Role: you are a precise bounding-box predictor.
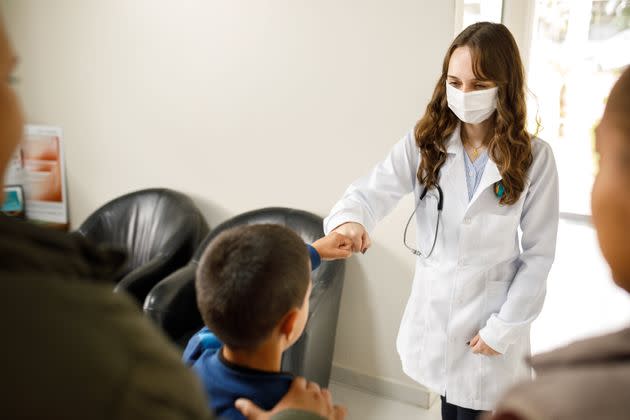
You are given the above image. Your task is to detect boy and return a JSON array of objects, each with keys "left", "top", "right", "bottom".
[
  {"left": 487, "top": 68, "right": 630, "bottom": 420},
  {"left": 183, "top": 224, "right": 352, "bottom": 419}
]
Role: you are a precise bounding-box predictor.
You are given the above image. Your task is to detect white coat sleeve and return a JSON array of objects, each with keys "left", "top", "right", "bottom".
[
  {"left": 323, "top": 132, "right": 419, "bottom": 234},
  {"left": 479, "top": 141, "right": 559, "bottom": 354}
]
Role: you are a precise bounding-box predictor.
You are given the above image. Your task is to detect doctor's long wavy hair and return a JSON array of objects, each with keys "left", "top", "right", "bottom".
[{"left": 415, "top": 22, "right": 534, "bottom": 205}]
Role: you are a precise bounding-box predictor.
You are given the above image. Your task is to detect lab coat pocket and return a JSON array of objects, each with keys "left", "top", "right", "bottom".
[{"left": 480, "top": 350, "right": 510, "bottom": 403}]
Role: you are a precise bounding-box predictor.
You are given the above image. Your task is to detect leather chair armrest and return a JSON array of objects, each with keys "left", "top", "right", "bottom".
[
  {"left": 281, "top": 259, "right": 346, "bottom": 387},
  {"left": 143, "top": 264, "right": 203, "bottom": 344},
  {"left": 114, "top": 254, "right": 178, "bottom": 304}
]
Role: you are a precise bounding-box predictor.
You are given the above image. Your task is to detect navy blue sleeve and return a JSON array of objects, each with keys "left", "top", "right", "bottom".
[
  {"left": 306, "top": 244, "right": 321, "bottom": 271},
  {"left": 182, "top": 326, "right": 222, "bottom": 365}
]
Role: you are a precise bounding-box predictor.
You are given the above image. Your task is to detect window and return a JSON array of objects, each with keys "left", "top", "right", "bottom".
[
  {"left": 527, "top": 0, "right": 630, "bottom": 215},
  {"left": 456, "top": 0, "right": 504, "bottom": 35},
  {"left": 523, "top": 0, "right": 630, "bottom": 354}
]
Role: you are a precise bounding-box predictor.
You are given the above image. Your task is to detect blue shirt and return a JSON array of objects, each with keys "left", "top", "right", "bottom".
[
  {"left": 183, "top": 332, "right": 293, "bottom": 420},
  {"left": 463, "top": 149, "right": 489, "bottom": 201}
]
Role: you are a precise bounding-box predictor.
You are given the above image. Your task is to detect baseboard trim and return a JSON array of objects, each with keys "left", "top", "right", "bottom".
[{"left": 330, "top": 364, "right": 436, "bottom": 409}]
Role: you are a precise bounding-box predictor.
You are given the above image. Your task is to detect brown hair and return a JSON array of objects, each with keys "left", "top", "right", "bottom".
[
  {"left": 415, "top": 22, "right": 533, "bottom": 205},
  {"left": 195, "top": 224, "right": 310, "bottom": 350}
]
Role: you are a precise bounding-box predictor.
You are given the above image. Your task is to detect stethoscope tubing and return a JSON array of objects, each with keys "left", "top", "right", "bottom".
[{"left": 403, "top": 184, "right": 443, "bottom": 258}]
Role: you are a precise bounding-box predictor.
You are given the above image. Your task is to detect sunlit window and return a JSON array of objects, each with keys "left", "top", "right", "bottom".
[
  {"left": 459, "top": 0, "right": 503, "bottom": 31},
  {"left": 527, "top": 0, "right": 630, "bottom": 215},
  {"left": 526, "top": 0, "right": 630, "bottom": 355}
]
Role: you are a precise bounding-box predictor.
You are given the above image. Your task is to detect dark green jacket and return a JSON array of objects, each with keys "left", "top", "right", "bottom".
[{"left": 0, "top": 216, "right": 323, "bottom": 420}]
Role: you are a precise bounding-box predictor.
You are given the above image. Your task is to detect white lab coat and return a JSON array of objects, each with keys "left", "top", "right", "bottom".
[{"left": 324, "top": 125, "right": 559, "bottom": 410}]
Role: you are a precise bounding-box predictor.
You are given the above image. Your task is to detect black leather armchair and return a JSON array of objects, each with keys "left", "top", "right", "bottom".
[
  {"left": 144, "top": 207, "right": 346, "bottom": 387},
  {"left": 77, "top": 188, "right": 209, "bottom": 304}
]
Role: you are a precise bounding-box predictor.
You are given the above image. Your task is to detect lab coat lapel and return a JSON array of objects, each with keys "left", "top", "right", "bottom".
[
  {"left": 465, "top": 156, "right": 502, "bottom": 214},
  {"left": 441, "top": 126, "right": 468, "bottom": 215}
]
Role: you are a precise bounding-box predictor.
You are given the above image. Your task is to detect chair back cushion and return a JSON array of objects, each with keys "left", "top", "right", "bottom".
[{"left": 78, "top": 188, "right": 208, "bottom": 275}]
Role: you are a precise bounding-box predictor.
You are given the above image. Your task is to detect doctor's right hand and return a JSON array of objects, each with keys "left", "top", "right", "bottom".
[{"left": 333, "top": 222, "right": 371, "bottom": 254}]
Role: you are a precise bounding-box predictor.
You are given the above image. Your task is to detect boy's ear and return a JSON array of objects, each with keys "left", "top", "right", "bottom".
[{"left": 279, "top": 309, "right": 299, "bottom": 340}]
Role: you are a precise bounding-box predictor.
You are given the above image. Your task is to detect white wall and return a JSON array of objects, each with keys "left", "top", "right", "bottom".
[{"left": 3, "top": 0, "right": 454, "bottom": 390}]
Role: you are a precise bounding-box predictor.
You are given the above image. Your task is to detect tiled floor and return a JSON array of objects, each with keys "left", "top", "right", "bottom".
[{"left": 329, "top": 381, "right": 441, "bottom": 420}]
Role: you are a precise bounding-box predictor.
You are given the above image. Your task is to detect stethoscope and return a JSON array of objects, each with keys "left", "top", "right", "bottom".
[
  {"left": 403, "top": 181, "right": 505, "bottom": 258},
  {"left": 403, "top": 185, "right": 444, "bottom": 258}
]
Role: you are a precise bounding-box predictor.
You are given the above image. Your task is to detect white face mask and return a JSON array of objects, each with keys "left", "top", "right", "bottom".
[{"left": 446, "top": 83, "right": 498, "bottom": 124}]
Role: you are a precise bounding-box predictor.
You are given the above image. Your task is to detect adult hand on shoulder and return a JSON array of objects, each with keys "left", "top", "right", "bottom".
[
  {"left": 313, "top": 232, "right": 353, "bottom": 261},
  {"left": 235, "top": 377, "right": 347, "bottom": 420},
  {"left": 469, "top": 334, "right": 501, "bottom": 356},
  {"left": 333, "top": 222, "right": 371, "bottom": 254}
]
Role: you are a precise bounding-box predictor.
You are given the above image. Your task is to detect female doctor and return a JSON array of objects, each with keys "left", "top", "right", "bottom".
[{"left": 324, "top": 22, "right": 559, "bottom": 420}]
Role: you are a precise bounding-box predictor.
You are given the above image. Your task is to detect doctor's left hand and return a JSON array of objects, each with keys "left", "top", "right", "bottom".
[{"left": 469, "top": 334, "right": 501, "bottom": 356}]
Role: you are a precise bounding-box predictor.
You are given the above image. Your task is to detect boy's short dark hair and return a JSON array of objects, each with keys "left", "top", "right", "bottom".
[{"left": 195, "top": 224, "right": 310, "bottom": 350}]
